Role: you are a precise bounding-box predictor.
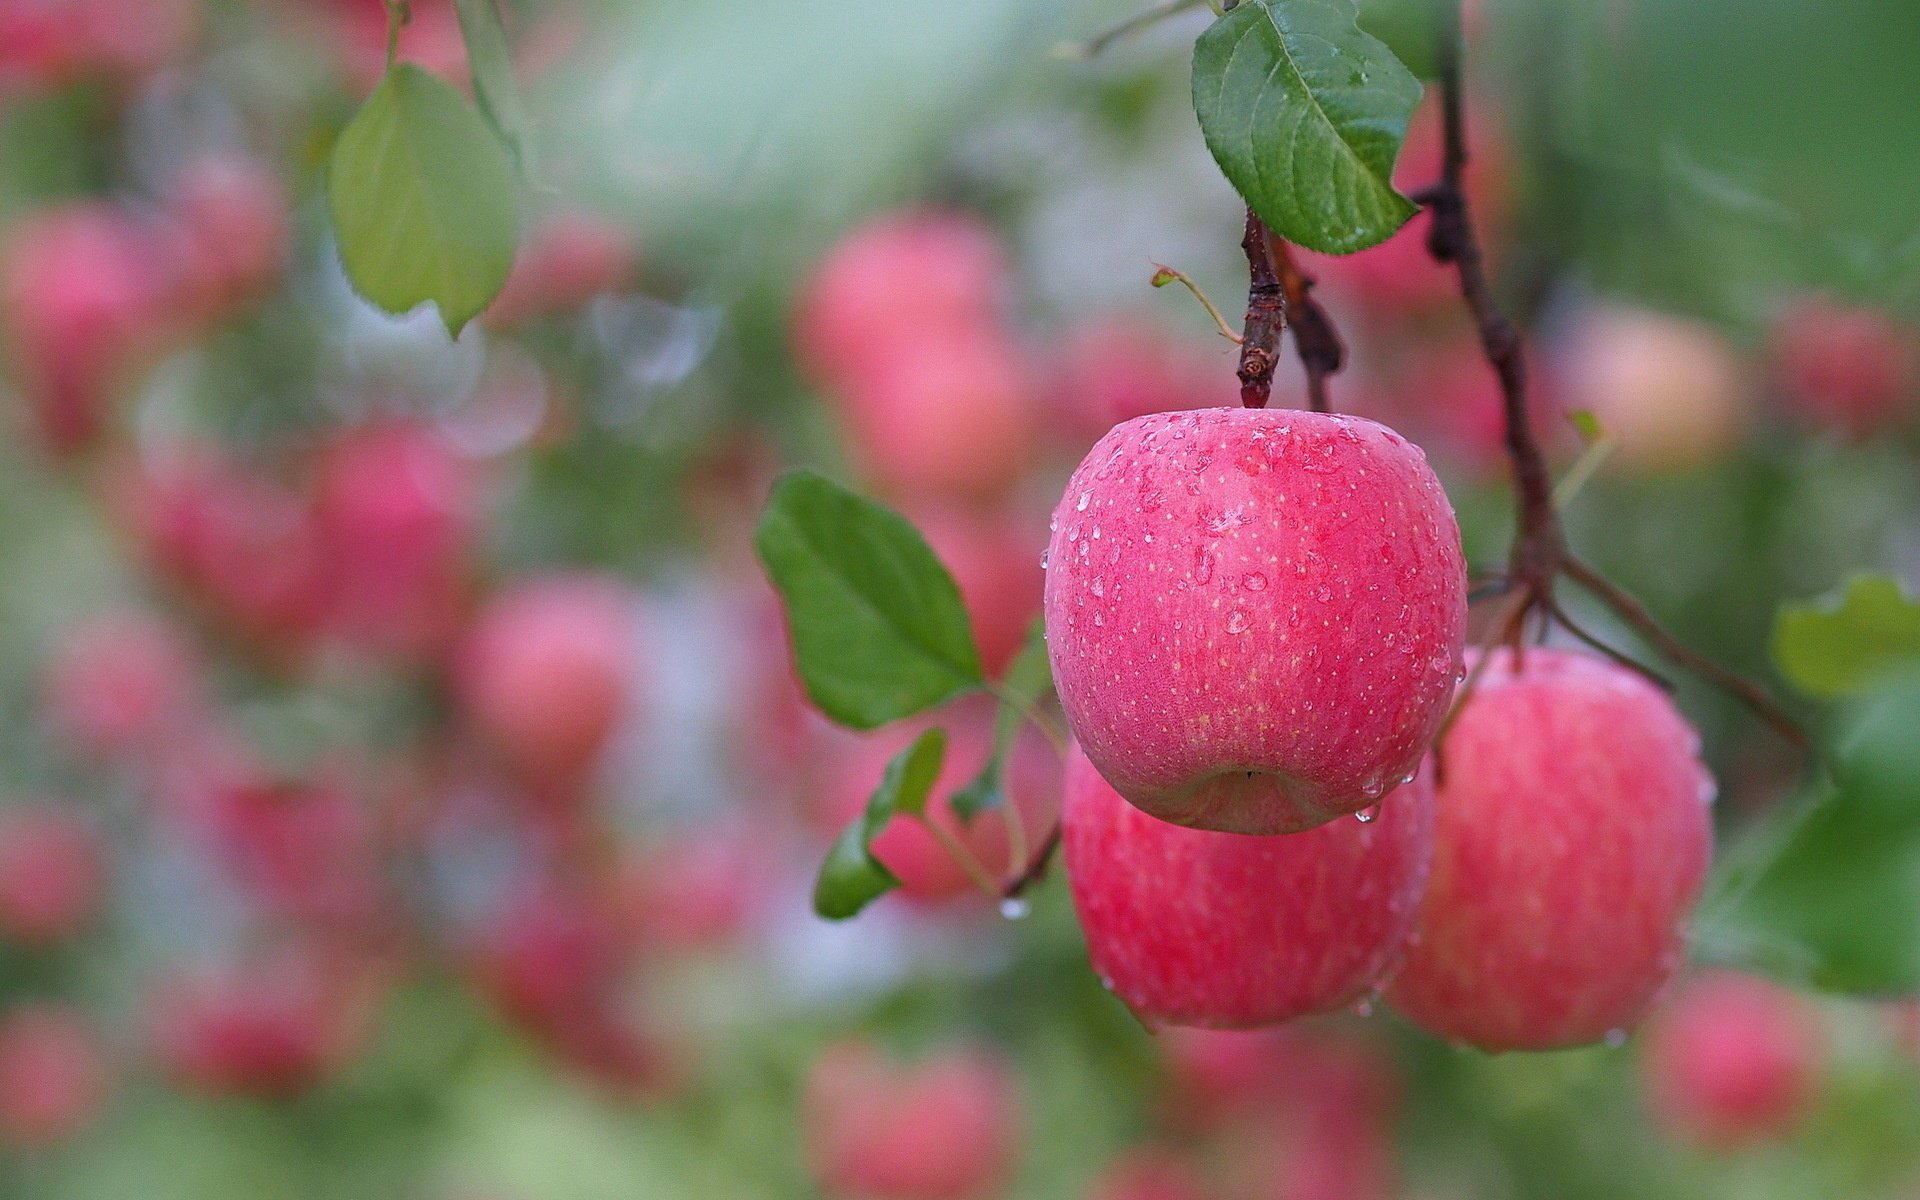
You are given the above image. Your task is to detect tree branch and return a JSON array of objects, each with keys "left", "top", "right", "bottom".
[{"left": 1237, "top": 209, "right": 1287, "bottom": 408}]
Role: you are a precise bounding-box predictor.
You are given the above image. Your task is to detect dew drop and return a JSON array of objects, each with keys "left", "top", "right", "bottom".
[
  {"left": 1603, "top": 1028, "right": 1629, "bottom": 1049},
  {"left": 1039, "top": 550, "right": 1050, "bottom": 570},
  {"left": 1225, "top": 609, "right": 1250, "bottom": 634},
  {"left": 999, "top": 897, "right": 1031, "bottom": 921},
  {"left": 1089, "top": 577, "right": 1105, "bottom": 598},
  {"left": 1192, "top": 550, "right": 1215, "bottom": 585},
  {"left": 1242, "top": 572, "right": 1268, "bottom": 592},
  {"left": 1354, "top": 805, "right": 1380, "bottom": 824},
  {"left": 1076, "top": 491, "right": 1091, "bottom": 512}
]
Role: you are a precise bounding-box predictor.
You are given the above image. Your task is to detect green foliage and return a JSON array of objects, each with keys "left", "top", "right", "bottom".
[
  {"left": 452, "top": 0, "right": 539, "bottom": 175},
  {"left": 327, "top": 64, "right": 521, "bottom": 336},
  {"left": 1773, "top": 574, "right": 1920, "bottom": 699},
  {"left": 812, "top": 728, "right": 948, "bottom": 919},
  {"left": 755, "top": 471, "right": 984, "bottom": 730},
  {"left": 953, "top": 619, "right": 1054, "bottom": 824},
  {"left": 1712, "top": 675, "right": 1920, "bottom": 993},
  {"left": 1191, "top": 0, "right": 1421, "bottom": 254}
]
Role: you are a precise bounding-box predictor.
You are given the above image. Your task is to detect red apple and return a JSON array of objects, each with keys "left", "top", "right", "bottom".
[
  {"left": 814, "top": 699, "right": 1060, "bottom": 903},
  {"left": 458, "top": 575, "right": 637, "bottom": 789},
  {"left": 0, "top": 806, "right": 105, "bottom": 947},
  {"left": 1640, "top": 971, "right": 1825, "bottom": 1149},
  {"left": 1044, "top": 407, "right": 1466, "bottom": 834},
  {"left": 803, "top": 1039, "right": 1021, "bottom": 1200},
  {"left": 0, "top": 1006, "right": 108, "bottom": 1149},
  {"left": 1386, "top": 647, "right": 1714, "bottom": 1051},
  {"left": 1769, "top": 297, "right": 1916, "bottom": 437},
  {"left": 1063, "top": 744, "right": 1433, "bottom": 1029}
]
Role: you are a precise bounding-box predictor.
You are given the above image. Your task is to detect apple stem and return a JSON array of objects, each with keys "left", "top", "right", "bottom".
[{"left": 1236, "top": 211, "right": 1286, "bottom": 408}]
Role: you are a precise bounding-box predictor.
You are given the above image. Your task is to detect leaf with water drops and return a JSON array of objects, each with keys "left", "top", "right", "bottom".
[
  {"left": 1772, "top": 574, "right": 1920, "bottom": 699},
  {"left": 757, "top": 471, "right": 984, "bottom": 730},
  {"left": 1191, "top": 0, "right": 1422, "bottom": 255},
  {"left": 813, "top": 728, "right": 948, "bottom": 920}
]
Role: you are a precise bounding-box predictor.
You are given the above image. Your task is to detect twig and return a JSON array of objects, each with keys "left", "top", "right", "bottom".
[
  {"left": 1236, "top": 210, "right": 1287, "bottom": 408},
  {"left": 1151, "top": 263, "right": 1244, "bottom": 345},
  {"left": 1054, "top": 0, "right": 1205, "bottom": 59},
  {"left": 1267, "top": 233, "right": 1345, "bottom": 413},
  {"left": 1542, "top": 597, "right": 1674, "bottom": 691},
  {"left": 1560, "top": 556, "right": 1810, "bottom": 750},
  {"left": 1002, "top": 824, "right": 1063, "bottom": 899}
]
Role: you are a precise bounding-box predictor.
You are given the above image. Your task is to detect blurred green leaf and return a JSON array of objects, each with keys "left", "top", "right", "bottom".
[
  {"left": 813, "top": 728, "right": 947, "bottom": 919},
  {"left": 1357, "top": 0, "right": 1438, "bottom": 80},
  {"left": 1567, "top": 410, "right": 1604, "bottom": 444},
  {"left": 327, "top": 64, "right": 520, "bottom": 336},
  {"left": 452, "top": 0, "right": 538, "bottom": 175},
  {"left": 953, "top": 618, "right": 1052, "bottom": 823},
  {"left": 1191, "top": 0, "right": 1421, "bottom": 255},
  {"left": 1772, "top": 574, "right": 1920, "bottom": 698},
  {"left": 755, "top": 471, "right": 983, "bottom": 730},
  {"left": 1714, "top": 676, "right": 1920, "bottom": 993}
]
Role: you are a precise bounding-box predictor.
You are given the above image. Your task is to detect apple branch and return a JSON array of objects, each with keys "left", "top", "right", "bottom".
[{"left": 1237, "top": 213, "right": 1346, "bottom": 412}]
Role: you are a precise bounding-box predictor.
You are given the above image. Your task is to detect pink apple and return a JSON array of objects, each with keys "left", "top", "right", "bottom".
[
  {"left": 457, "top": 575, "right": 636, "bottom": 789},
  {"left": 0, "top": 806, "right": 105, "bottom": 947},
  {"left": 1044, "top": 407, "right": 1466, "bottom": 834},
  {"left": 1639, "top": 971, "right": 1825, "bottom": 1149},
  {"left": 814, "top": 698, "right": 1060, "bottom": 903},
  {"left": 152, "top": 949, "right": 374, "bottom": 1098},
  {"left": 1386, "top": 647, "right": 1714, "bottom": 1051},
  {"left": 803, "top": 1039, "right": 1021, "bottom": 1200},
  {"left": 1769, "top": 297, "right": 1915, "bottom": 437},
  {"left": 312, "top": 421, "right": 477, "bottom": 661},
  {"left": 1553, "top": 305, "right": 1751, "bottom": 472},
  {"left": 1063, "top": 744, "right": 1434, "bottom": 1029},
  {"left": 0, "top": 0, "right": 194, "bottom": 89},
  {"left": 0, "top": 1006, "right": 108, "bottom": 1149},
  {"left": 906, "top": 501, "right": 1044, "bottom": 677},
  {"left": 198, "top": 772, "right": 382, "bottom": 930},
  {"left": 616, "top": 824, "right": 766, "bottom": 952},
  {"left": 470, "top": 886, "right": 626, "bottom": 1036},
  {"left": 45, "top": 609, "right": 200, "bottom": 757},
  {"left": 160, "top": 154, "right": 289, "bottom": 322}
]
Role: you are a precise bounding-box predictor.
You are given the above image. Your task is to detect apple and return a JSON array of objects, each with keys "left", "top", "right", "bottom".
[
  {"left": 161, "top": 155, "right": 288, "bottom": 323},
  {"left": 0, "top": 807, "right": 105, "bottom": 948},
  {"left": 1385, "top": 647, "right": 1714, "bottom": 1051},
  {"left": 1768, "top": 297, "right": 1915, "bottom": 437},
  {"left": 470, "top": 886, "right": 626, "bottom": 1035},
  {"left": 1639, "top": 971, "right": 1825, "bottom": 1149},
  {"left": 1044, "top": 407, "right": 1466, "bottom": 834},
  {"left": 803, "top": 1039, "right": 1021, "bottom": 1200},
  {"left": 199, "top": 772, "right": 381, "bottom": 930},
  {"left": 44, "top": 609, "right": 200, "bottom": 758},
  {"left": 1063, "top": 744, "right": 1434, "bottom": 1029},
  {"left": 616, "top": 824, "right": 766, "bottom": 952},
  {"left": 457, "top": 575, "right": 637, "bottom": 789},
  {"left": 0, "top": 1006, "right": 108, "bottom": 1149},
  {"left": 152, "top": 950, "right": 373, "bottom": 1098},
  {"left": 814, "top": 699, "right": 1059, "bottom": 903},
  {"left": 1553, "top": 305, "right": 1750, "bottom": 472}
]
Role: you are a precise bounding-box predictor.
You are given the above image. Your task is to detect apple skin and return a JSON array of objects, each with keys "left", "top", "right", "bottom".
[
  {"left": 1639, "top": 971, "right": 1825, "bottom": 1150},
  {"left": 1385, "top": 647, "right": 1714, "bottom": 1051},
  {"left": 803, "top": 1039, "right": 1021, "bottom": 1200},
  {"left": 0, "top": 1006, "right": 108, "bottom": 1149},
  {"left": 1062, "top": 744, "right": 1434, "bottom": 1030},
  {"left": 1044, "top": 407, "right": 1466, "bottom": 834}
]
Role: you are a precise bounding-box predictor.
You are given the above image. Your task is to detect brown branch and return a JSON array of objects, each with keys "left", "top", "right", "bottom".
[
  {"left": 1561, "top": 556, "right": 1810, "bottom": 750},
  {"left": 1237, "top": 209, "right": 1286, "bottom": 408}
]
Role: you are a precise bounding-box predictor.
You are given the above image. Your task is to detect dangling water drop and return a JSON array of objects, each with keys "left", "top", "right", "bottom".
[{"left": 999, "top": 897, "right": 1031, "bottom": 921}]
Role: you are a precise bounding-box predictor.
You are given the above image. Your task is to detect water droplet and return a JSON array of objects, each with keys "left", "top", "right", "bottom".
[
  {"left": 999, "top": 897, "right": 1031, "bottom": 921},
  {"left": 1226, "top": 609, "right": 1250, "bottom": 634},
  {"left": 1242, "top": 572, "right": 1268, "bottom": 592},
  {"left": 1603, "top": 1028, "right": 1629, "bottom": 1049},
  {"left": 1354, "top": 805, "right": 1380, "bottom": 824},
  {"left": 1192, "top": 550, "right": 1215, "bottom": 585},
  {"left": 1039, "top": 550, "right": 1049, "bottom": 570},
  {"left": 1399, "top": 772, "right": 1417, "bottom": 786},
  {"left": 1089, "top": 577, "right": 1105, "bottom": 598},
  {"left": 1076, "top": 491, "right": 1091, "bottom": 512}
]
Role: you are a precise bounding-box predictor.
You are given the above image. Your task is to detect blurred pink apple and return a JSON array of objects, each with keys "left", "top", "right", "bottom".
[
  {"left": 1063, "top": 745, "right": 1433, "bottom": 1029},
  {"left": 45, "top": 609, "right": 200, "bottom": 758},
  {"left": 1769, "top": 297, "right": 1915, "bottom": 437},
  {"left": 1088, "top": 1150, "right": 1209, "bottom": 1200},
  {"left": 1044, "top": 408, "right": 1465, "bottom": 834},
  {"left": 1555, "top": 306, "right": 1750, "bottom": 472},
  {"left": 0, "top": 1006, "right": 108, "bottom": 1149},
  {"left": 0, "top": 806, "right": 105, "bottom": 948},
  {"left": 804, "top": 1040, "right": 1021, "bottom": 1200},
  {"left": 1386, "top": 648, "right": 1714, "bottom": 1051},
  {"left": 160, "top": 155, "right": 288, "bottom": 323},
  {"left": 458, "top": 575, "right": 637, "bottom": 789},
  {"left": 1640, "top": 971, "right": 1825, "bottom": 1149},
  {"left": 152, "top": 949, "right": 375, "bottom": 1098}
]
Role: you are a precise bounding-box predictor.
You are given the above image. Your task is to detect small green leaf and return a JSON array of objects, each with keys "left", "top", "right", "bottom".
[
  {"left": 812, "top": 729, "right": 948, "bottom": 920},
  {"left": 1772, "top": 574, "right": 1920, "bottom": 698},
  {"left": 452, "top": 0, "right": 538, "bottom": 176},
  {"left": 949, "top": 763, "right": 1004, "bottom": 824},
  {"left": 328, "top": 64, "right": 520, "bottom": 336},
  {"left": 1708, "top": 676, "right": 1920, "bottom": 993},
  {"left": 1192, "top": 0, "right": 1422, "bottom": 255},
  {"left": 953, "top": 619, "right": 1053, "bottom": 824},
  {"left": 756, "top": 471, "right": 984, "bottom": 729}
]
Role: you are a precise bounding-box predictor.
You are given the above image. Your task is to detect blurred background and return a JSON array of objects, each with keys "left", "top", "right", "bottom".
[{"left": 0, "top": 0, "right": 1918, "bottom": 1197}]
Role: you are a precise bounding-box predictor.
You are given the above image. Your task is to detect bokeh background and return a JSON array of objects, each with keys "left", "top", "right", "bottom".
[{"left": 0, "top": 0, "right": 1918, "bottom": 1197}]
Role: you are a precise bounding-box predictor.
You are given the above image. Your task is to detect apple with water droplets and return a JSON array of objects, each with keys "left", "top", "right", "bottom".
[
  {"left": 1385, "top": 647, "right": 1714, "bottom": 1051},
  {"left": 1044, "top": 408, "right": 1466, "bottom": 834},
  {"left": 1062, "top": 744, "right": 1433, "bottom": 1029}
]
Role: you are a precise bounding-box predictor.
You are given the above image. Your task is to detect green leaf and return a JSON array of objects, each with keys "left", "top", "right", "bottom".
[
  {"left": 327, "top": 64, "right": 520, "bottom": 336},
  {"left": 1357, "top": 0, "right": 1438, "bottom": 80},
  {"left": 812, "top": 729, "right": 948, "bottom": 920},
  {"left": 756, "top": 471, "right": 984, "bottom": 729},
  {"left": 1708, "top": 675, "right": 1920, "bottom": 993},
  {"left": 452, "top": 0, "right": 538, "bottom": 175},
  {"left": 1567, "top": 409, "right": 1605, "bottom": 445},
  {"left": 1191, "top": 0, "right": 1422, "bottom": 255},
  {"left": 1772, "top": 574, "right": 1920, "bottom": 698}
]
